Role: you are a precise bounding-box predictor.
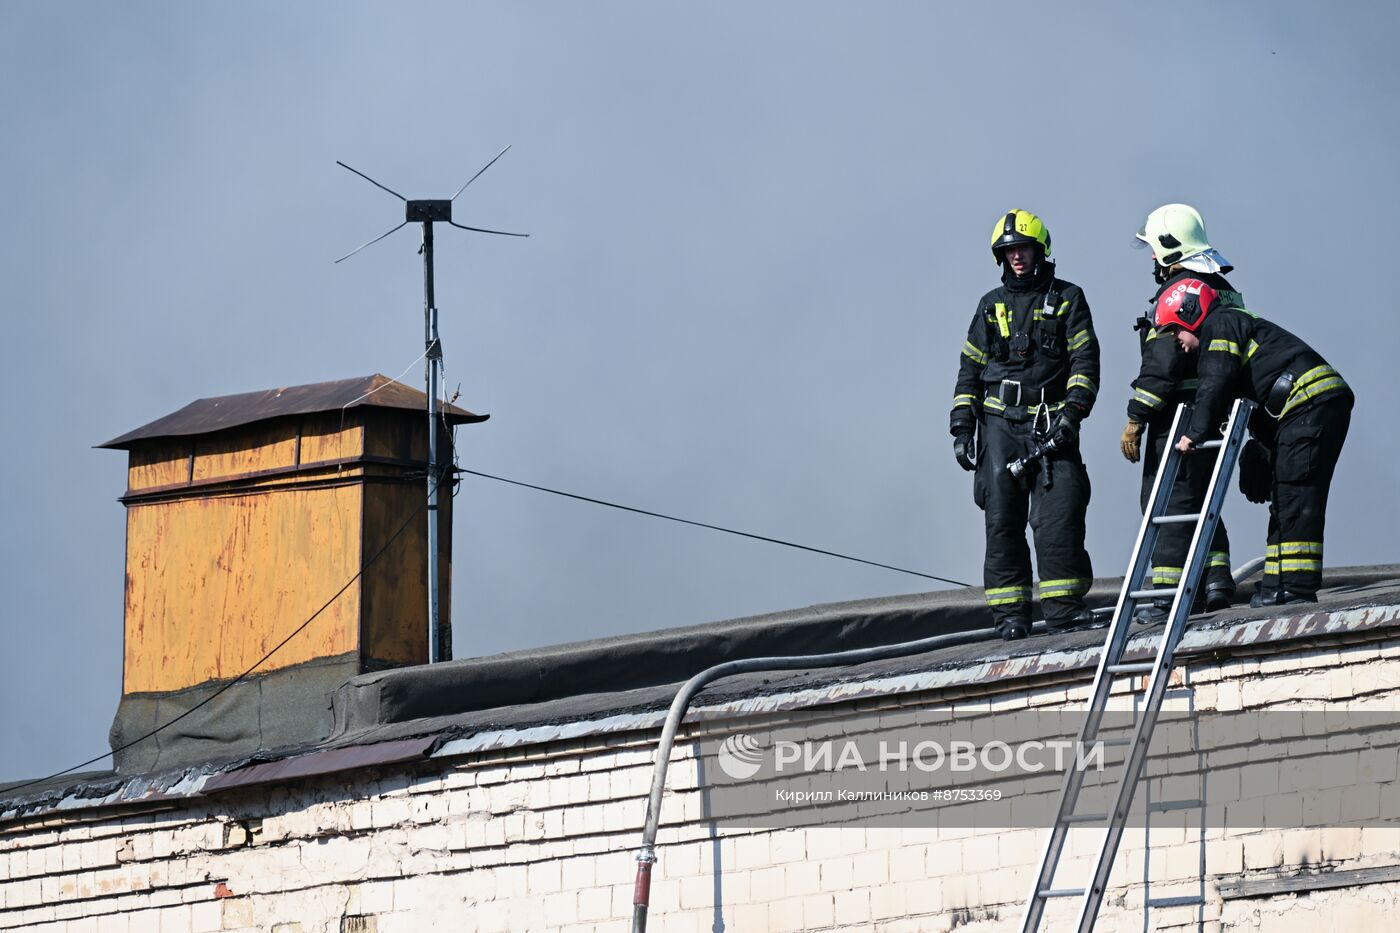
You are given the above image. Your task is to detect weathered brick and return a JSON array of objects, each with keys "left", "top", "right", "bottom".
[
  {"left": 769, "top": 894, "right": 805, "bottom": 933},
  {"left": 1206, "top": 837, "right": 1243, "bottom": 875},
  {"left": 542, "top": 889, "right": 577, "bottom": 927},
  {"left": 961, "top": 834, "right": 999, "bottom": 874},
  {"left": 731, "top": 834, "right": 769, "bottom": 871},
  {"left": 527, "top": 859, "right": 562, "bottom": 895},
  {"left": 889, "top": 845, "right": 926, "bottom": 883},
  {"left": 783, "top": 860, "right": 821, "bottom": 896},
  {"left": 677, "top": 874, "right": 713, "bottom": 911},
  {"left": 96, "top": 910, "right": 132, "bottom": 932},
  {"left": 832, "top": 887, "right": 870, "bottom": 925},
  {"left": 1243, "top": 832, "right": 1283, "bottom": 870},
  {"left": 850, "top": 850, "right": 888, "bottom": 887},
  {"left": 769, "top": 829, "right": 805, "bottom": 864},
  {"left": 560, "top": 854, "right": 596, "bottom": 891},
  {"left": 6, "top": 642, "right": 1400, "bottom": 931},
  {"left": 731, "top": 901, "right": 768, "bottom": 930},
  {"left": 749, "top": 864, "right": 783, "bottom": 896},
  {"left": 576, "top": 884, "right": 612, "bottom": 921},
  {"left": 1359, "top": 826, "right": 1400, "bottom": 858},
  {"left": 1300, "top": 788, "right": 1343, "bottom": 825},
  {"left": 869, "top": 882, "right": 907, "bottom": 920}
]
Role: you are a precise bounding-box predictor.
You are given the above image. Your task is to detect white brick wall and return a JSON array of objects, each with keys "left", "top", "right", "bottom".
[{"left": 3, "top": 638, "right": 1400, "bottom": 931}]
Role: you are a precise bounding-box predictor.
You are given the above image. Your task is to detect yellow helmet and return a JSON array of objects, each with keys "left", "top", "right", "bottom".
[
  {"left": 1134, "top": 203, "right": 1212, "bottom": 266},
  {"left": 990, "top": 209, "right": 1052, "bottom": 264}
]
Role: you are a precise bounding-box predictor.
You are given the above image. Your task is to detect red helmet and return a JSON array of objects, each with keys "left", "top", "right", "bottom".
[{"left": 1153, "top": 278, "right": 1218, "bottom": 333}]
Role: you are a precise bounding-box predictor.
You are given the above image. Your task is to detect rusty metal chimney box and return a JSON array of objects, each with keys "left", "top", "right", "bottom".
[{"left": 99, "top": 375, "right": 487, "bottom": 773}]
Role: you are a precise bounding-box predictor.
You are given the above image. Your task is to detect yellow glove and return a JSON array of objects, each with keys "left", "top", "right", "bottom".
[{"left": 1120, "top": 420, "right": 1144, "bottom": 463}]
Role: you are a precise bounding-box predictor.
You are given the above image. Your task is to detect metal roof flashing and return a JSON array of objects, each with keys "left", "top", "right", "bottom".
[
  {"left": 3, "top": 565, "right": 1398, "bottom": 826},
  {"left": 97, "top": 374, "right": 487, "bottom": 450}
]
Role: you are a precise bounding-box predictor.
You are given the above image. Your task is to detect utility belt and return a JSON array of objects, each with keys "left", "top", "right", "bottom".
[
  {"left": 983, "top": 379, "right": 1067, "bottom": 421},
  {"left": 1264, "top": 363, "right": 1349, "bottom": 420},
  {"left": 985, "top": 379, "right": 1066, "bottom": 408}
]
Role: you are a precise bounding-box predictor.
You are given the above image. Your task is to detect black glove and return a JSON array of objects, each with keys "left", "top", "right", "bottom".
[
  {"left": 1238, "top": 438, "right": 1272, "bottom": 504},
  {"left": 1051, "top": 408, "right": 1082, "bottom": 449},
  {"left": 954, "top": 433, "right": 976, "bottom": 472}
]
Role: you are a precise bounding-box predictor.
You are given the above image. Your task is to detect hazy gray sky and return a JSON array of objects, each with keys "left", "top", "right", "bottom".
[{"left": 3, "top": 2, "right": 1396, "bottom": 783}]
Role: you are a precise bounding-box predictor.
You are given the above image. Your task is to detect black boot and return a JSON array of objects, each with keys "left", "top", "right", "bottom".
[
  {"left": 1133, "top": 599, "right": 1171, "bottom": 626},
  {"left": 996, "top": 618, "right": 1031, "bottom": 641},
  {"left": 1204, "top": 568, "right": 1236, "bottom": 612},
  {"left": 1044, "top": 608, "right": 1106, "bottom": 634},
  {"left": 1249, "top": 587, "right": 1317, "bottom": 608}
]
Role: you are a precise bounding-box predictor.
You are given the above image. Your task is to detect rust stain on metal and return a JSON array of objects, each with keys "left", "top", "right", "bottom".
[{"left": 100, "top": 373, "right": 486, "bottom": 450}]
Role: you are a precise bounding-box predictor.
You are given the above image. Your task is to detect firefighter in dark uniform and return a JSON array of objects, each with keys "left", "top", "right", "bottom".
[
  {"left": 951, "top": 210, "right": 1101, "bottom": 640},
  {"left": 1122, "top": 205, "right": 1237, "bottom": 623},
  {"left": 1153, "top": 274, "right": 1353, "bottom": 606}
]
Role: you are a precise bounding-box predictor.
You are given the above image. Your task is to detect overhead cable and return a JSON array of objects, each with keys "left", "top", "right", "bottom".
[
  {"left": 11, "top": 457, "right": 969, "bottom": 795},
  {"left": 458, "top": 468, "right": 972, "bottom": 588}
]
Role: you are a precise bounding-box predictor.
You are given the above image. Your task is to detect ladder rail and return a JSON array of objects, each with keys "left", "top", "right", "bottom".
[
  {"left": 1018, "top": 403, "right": 1190, "bottom": 933},
  {"left": 1071, "top": 398, "right": 1254, "bottom": 932},
  {"left": 1019, "top": 399, "right": 1254, "bottom": 933}
]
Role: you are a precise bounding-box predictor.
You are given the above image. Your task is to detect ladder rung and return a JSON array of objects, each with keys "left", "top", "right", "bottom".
[
  {"left": 1061, "top": 812, "right": 1107, "bottom": 824},
  {"left": 1149, "top": 798, "right": 1203, "bottom": 812},
  {"left": 1152, "top": 513, "right": 1201, "bottom": 525},
  {"left": 1016, "top": 400, "right": 1254, "bottom": 929}
]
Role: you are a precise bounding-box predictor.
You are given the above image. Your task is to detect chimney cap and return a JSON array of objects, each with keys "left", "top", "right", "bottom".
[{"left": 98, "top": 374, "right": 488, "bottom": 450}]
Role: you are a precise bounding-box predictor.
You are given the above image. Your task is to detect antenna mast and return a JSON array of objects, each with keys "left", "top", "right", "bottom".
[{"left": 335, "top": 150, "right": 526, "bottom": 663}]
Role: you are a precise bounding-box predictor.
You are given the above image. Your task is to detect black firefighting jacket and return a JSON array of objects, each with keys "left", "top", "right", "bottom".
[
  {"left": 950, "top": 261, "right": 1099, "bottom": 437},
  {"left": 1127, "top": 270, "right": 1240, "bottom": 428},
  {"left": 1183, "top": 303, "right": 1353, "bottom": 443}
]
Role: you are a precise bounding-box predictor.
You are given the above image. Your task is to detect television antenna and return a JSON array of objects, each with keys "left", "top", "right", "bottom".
[{"left": 335, "top": 147, "right": 527, "bottom": 664}]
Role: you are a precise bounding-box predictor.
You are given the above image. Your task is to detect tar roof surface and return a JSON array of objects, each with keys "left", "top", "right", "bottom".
[{"left": 5, "top": 565, "right": 1398, "bottom": 820}]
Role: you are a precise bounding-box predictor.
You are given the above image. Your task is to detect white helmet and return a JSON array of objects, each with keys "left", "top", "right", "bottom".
[{"left": 1134, "top": 203, "right": 1231, "bottom": 272}]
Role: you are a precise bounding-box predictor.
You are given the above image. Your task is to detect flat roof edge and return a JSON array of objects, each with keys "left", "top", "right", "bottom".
[{"left": 7, "top": 598, "right": 1398, "bottom": 827}]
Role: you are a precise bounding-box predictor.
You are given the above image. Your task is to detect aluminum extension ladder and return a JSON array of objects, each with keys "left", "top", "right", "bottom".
[{"left": 1018, "top": 398, "right": 1255, "bottom": 932}]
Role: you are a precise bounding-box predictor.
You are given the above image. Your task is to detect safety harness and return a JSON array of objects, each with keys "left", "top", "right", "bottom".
[{"left": 981, "top": 284, "right": 1071, "bottom": 421}]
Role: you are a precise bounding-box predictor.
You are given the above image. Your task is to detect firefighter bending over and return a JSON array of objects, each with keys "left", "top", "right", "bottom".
[
  {"left": 1123, "top": 204, "right": 1237, "bottom": 624},
  {"left": 951, "top": 210, "right": 1101, "bottom": 640},
  {"left": 1153, "top": 270, "right": 1353, "bottom": 607}
]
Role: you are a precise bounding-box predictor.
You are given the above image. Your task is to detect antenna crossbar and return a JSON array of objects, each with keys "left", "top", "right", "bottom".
[{"left": 334, "top": 148, "right": 527, "bottom": 664}]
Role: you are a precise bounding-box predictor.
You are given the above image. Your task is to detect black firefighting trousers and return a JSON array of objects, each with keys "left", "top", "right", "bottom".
[
  {"left": 1142, "top": 422, "right": 1233, "bottom": 593},
  {"left": 1260, "top": 394, "right": 1353, "bottom": 598},
  {"left": 973, "top": 414, "right": 1093, "bottom": 626}
]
